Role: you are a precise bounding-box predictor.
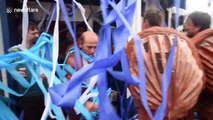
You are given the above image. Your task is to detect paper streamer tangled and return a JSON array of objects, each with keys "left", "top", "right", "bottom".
[{"left": 0, "top": 0, "right": 182, "bottom": 120}]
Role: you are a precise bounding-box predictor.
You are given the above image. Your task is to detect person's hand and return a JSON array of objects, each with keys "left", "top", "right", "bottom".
[
  {"left": 18, "top": 68, "right": 27, "bottom": 77},
  {"left": 85, "top": 101, "right": 98, "bottom": 112}
]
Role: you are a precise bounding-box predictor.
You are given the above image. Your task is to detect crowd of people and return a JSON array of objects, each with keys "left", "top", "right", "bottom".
[{"left": 5, "top": 6, "right": 213, "bottom": 120}]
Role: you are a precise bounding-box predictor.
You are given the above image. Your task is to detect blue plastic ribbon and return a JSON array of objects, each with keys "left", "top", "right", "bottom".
[
  {"left": 0, "top": 32, "right": 66, "bottom": 119},
  {"left": 45, "top": 4, "right": 56, "bottom": 33},
  {"left": 58, "top": 0, "right": 81, "bottom": 70},
  {"left": 75, "top": 100, "right": 93, "bottom": 120},
  {"left": 48, "top": 0, "right": 181, "bottom": 120},
  {"left": 63, "top": 46, "right": 94, "bottom": 67},
  {"left": 133, "top": 35, "right": 153, "bottom": 119},
  {"left": 49, "top": 0, "right": 137, "bottom": 119},
  {"left": 0, "top": 100, "right": 18, "bottom": 120},
  {"left": 0, "top": 0, "right": 181, "bottom": 119}
]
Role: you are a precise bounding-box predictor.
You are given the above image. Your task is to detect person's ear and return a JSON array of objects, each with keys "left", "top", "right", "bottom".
[
  {"left": 146, "top": 21, "right": 150, "bottom": 28},
  {"left": 142, "top": 20, "right": 150, "bottom": 30},
  {"left": 79, "top": 41, "right": 83, "bottom": 48}
]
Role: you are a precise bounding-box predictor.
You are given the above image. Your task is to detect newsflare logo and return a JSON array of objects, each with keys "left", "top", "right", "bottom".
[
  {"left": 6, "top": 7, "right": 13, "bottom": 13},
  {"left": 6, "top": 7, "right": 39, "bottom": 13}
]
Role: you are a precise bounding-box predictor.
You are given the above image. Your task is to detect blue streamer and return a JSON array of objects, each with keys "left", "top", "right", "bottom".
[
  {"left": 48, "top": 0, "right": 182, "bottom": 120},
  {"left": 0, "top": 100, "right": 18, "bottom": 120},
  {"left": 49, "top": 0, "right": 137, "bottom": 119},
  {"left": 133, "top": 35, "right": 153, "bottom": 119},
  {"left": 75, "top": 100, "right": 93, "bottom": 120},
  {"left": 59, "top": 0, "right": 81, "bottom": 70},
  {"left": 153, "top": 0, "right": 181, "bottom": 119},
  {"left": 45, "top": 4, "right": 56, "bottom": 33},
  {"left": 0, "top": 32, "right": 66, "bottom": 119}
]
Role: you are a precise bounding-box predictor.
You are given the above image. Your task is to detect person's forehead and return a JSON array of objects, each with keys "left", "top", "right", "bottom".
[
  {"left": 83, "top": 41, "right": 98, "bottom": 45},
  {"left": 83, "top": 36, "right": 98, "bottom": 43},
  {"left": 28, "top": 28, "right": 39, "bottom": 33}
]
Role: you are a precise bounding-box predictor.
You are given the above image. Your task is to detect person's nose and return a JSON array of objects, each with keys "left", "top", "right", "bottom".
[
  {"left": 90, "top": 47, "right": 96, "bottom": 54},
  {"left": 35, "top": 33, "right": 39, "bottom": 38}
]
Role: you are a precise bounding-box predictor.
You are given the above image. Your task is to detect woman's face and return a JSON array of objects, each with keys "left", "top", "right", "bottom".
[{"left": 185, "top": 19, "right": 200, "bottom": 38}]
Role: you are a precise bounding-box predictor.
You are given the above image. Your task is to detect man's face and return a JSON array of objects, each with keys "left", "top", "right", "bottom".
[
  {"left": 185, "top": 19, "right": 200, "bottom": 38},
  {"left": 80, "top": 37, "right": 98, "bottom": 56},
  {"left": 27, "top": 28, "right": 39, "bottom": 42}
]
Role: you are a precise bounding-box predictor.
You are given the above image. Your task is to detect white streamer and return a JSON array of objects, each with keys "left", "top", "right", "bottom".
[
  {"left": 79, "top": 75, "right": 98, "bottom": 104},
  {"left": 37, "top": 0, "right": 55, "bottom": 30},
  {"left": 41, "top": 0, "right": 61, "bottom": 119},
  {"left": 21, "top": 0, "right": 29, "bottom": 50},
  {"left": 167, "top": 7, "right": 172, "bottom": 28},
  {"left": 74, "top": 75, "right": 99, "bottom": 114},
  {"left": 127, "top": 0, "right": 142, "bottom": 97},
  {"left": 38, "top": 16, "right": 47, "bottom": 31},
  {"left": 0, "top": 18, "right": 8, "bottom": 98},
  {"left": 36, "top": 0, "right": 50, "bottom": 15},
  {"left": 132, "top": 0, "right": 142, "bottom": 33},
  {"left": 73, "top": 0, "right": 93, "bottom": 32}
]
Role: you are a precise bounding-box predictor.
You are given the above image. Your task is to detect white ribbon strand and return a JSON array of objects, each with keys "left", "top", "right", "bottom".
[
  {"left": 73, "top": 0, "right": 93, "bottom": 32},
  {"left": 36, "top": 0, "right": 50, "bottom": 15},
  {"left": 21, "top": 0, "right": 29, "bottom": 50},
  {"left": 41, "top": 0, "right": 61, "bottom": 119}
]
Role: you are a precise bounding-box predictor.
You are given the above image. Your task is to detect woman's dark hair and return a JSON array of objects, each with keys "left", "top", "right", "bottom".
[{"left": 187, "top": 11, "right": 211, "bottom": 31}]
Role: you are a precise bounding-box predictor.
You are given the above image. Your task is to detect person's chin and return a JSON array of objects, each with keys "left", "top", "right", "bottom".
[
  {"left": 33, "top": 39, "right": 38, "bottom": 43},
  {"left": 32, "top": 41, "right": 36, "bottom": 44}
]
